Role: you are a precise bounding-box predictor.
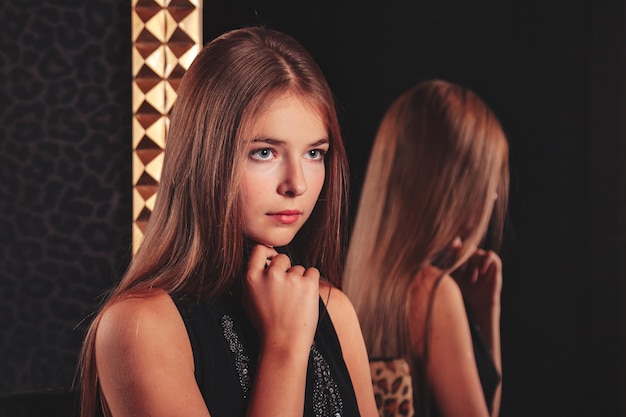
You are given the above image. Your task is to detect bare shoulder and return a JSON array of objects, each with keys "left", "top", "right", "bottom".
[
  {"left": 318, "top": 280, "right": 363, "bottom": 347},
  {"left": 413, "top": 274, "right": 491, "bottom": 416},
  {"left": 95, "top": 289, "right": 208, "bottom": 417},
  {"left": 318, "top": 281, "right": 366, "bottom": 368},
  {"left": 319, "top": 282, "right": 379, "bottom": 417},
  {"left": 409, "top": 266, "right": 464, "bottom": 311},
  {"left": 98, "top": 289, "right": 176, "bottom": 325},
  {"left": 319, "top": 280, "right": 356, "bottom": 323},
  {"left": 95, "top": 288, "right": 195, "bottom": 380},
  {"left": 432, "top": 274, "right": 465, "bottom": 310},
  {"left": 409, "top": 269, "right": 468, "bottom": 355},
  {"left": 96, "top": 289, "right": 188, "bottom": 355},
  {"left": 420, "top": 273, "right": 475, "bottom": 368},
  {"left": 418, "top": 271, "right": 467, "bottom": 332}
]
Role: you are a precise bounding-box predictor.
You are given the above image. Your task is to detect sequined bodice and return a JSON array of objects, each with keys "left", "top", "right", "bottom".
[{"left": 175, "top": 292, "right": 361, "bottom": 417}]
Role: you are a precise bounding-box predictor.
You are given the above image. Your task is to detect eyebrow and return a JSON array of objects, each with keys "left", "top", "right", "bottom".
[{"left": 250, "top": 137, "right": 330, "bottom": 147}]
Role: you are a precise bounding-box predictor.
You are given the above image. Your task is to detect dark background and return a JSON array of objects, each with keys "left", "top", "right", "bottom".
[{"left": 1, "top": 1, "right": 625, "bottom": 416}]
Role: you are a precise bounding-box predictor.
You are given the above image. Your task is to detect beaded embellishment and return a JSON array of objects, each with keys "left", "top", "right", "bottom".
[
  {"left": 311, "top": 342, "right": 344, "bottom": 417},
  {"left": 220, "top": 315, "right": 344, "bottom": 416},
  {"left": 221, "top": 314, "right": 252, "bottom": 397}
]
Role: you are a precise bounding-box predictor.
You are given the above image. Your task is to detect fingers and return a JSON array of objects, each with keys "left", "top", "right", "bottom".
[
  {"left": 266, "top": 253, "right": 292, "bottom": 272},
  {"left": 287, "top": 264, "right": 305, "bottom": 275},
  {"left": 470, "top": 265, "right": 479, "bottom": 284},
  {"left": 476, "top": 250, "right": 502, "bottom": 275},
  {"left": 249, "top": 244, "right": 278, "bottom": 272},
  {"left": 454, "top": 249, "right": 502, "bottom": 283},
  {"left": 302, "top": 267, "right": 320, "bottom": 280},
  {"left": 248, "top": 245, "right": 318, "bottom": 280},
  {"left": 269, "top": 258, "right": 320, "bottom": 285}
]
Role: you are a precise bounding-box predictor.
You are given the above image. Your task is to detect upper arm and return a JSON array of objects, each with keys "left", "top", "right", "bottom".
[
  {"left": 425, "top": 276, "right": 490, "bottom": 417},
  {"left": 95, "top": 291, "right": 210, "bottom": 417},
  {"left": 322, "top": 283, "right": 379, "bottom": 417}
]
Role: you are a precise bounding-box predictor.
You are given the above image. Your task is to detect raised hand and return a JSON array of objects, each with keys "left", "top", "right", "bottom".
[
  {"left": 450, "top": 249, "right": 502, "bottom": 327},
  {"left": 243, "top": 244, "right": 320, "bottom": 352}
]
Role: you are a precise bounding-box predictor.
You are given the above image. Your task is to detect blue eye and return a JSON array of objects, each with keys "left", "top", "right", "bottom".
[
  {"left": 250, "top": 148, "right": 274, "bottom": 160},
  {"left": 307, "top": 149, "right": 326, "bottom": 160}
]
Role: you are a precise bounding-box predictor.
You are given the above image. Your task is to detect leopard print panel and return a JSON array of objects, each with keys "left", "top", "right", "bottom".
[
  {"left": 0, "top": 1, "right": 132, "bottom": 393},
  {"left": 370, "top": 358, "right": 414, "bottom": 417}
]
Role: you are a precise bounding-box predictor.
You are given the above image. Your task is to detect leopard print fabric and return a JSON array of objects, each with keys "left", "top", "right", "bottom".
[{"left": 370, "top": 358, "right": 414, "bottom": 417}]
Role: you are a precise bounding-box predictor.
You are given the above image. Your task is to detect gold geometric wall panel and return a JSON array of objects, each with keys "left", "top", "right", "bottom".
[{"left": 131, "top": 0, "right": 202, "bottom": 254}]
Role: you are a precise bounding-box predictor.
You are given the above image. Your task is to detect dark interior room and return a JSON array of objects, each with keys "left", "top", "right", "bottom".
[{"left": 1, "top": 1, "right": 625, "bottom": 416}]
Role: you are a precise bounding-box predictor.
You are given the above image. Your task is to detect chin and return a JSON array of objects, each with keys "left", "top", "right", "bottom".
[
  {"left": 266, "top": 238, "right": 296, "bottom": 248},
  {"left": 251, "top": 234, "right": 297, "bottom": 248}
]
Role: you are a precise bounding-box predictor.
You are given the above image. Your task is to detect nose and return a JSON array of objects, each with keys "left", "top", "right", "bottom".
[{"left": 278, "top": 159, "right": 307, "bottom": 197}]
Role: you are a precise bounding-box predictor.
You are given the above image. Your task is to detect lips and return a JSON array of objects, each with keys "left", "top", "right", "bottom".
[{"left": 267, "top": 210, "right": 302, "bottom": 225}]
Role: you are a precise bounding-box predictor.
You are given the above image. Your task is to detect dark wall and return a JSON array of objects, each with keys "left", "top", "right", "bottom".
[
  {"left": 0, "top": 0, "right": 132, "bottom": 393},
  {"left": 1, "top": 1, "right": 624, "bottom": 417}
]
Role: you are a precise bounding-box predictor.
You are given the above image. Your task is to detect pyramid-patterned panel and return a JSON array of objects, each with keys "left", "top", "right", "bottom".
[{"left": 131, "top": 0, "right": 202, "bottom": 254}]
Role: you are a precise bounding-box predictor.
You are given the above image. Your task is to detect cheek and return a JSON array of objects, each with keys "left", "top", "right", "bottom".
[
  {"left": 241, "top": 170, "right": 267, "bottom": 202},
  {"left": 307, "top": 165, "right": 326, "bottom": 196}
]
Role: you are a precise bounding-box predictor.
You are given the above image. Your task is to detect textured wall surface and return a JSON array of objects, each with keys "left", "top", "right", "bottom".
[{"left": 0, "top": 0, "right": 132, "bottom": 393}]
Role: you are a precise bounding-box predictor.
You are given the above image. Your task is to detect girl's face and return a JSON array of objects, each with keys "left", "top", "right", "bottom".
[{"left": 241, "top": 93, "right": 328, "bottom": 247}]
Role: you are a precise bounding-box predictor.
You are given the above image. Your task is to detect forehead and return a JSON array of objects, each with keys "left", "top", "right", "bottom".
[{"left": 246, "top": 93, "right": 327, "bottom": 141}]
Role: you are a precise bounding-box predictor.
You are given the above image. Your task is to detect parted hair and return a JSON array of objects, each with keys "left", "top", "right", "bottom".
[
  {"left": 343, "top": 79, "right": 509, "bottom": 360},
  {"left": 77, "top": 26, "right": 349, "bottom": 417}
]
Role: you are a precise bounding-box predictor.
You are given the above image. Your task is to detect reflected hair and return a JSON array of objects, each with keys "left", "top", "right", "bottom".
[{"left": 343, "top": 79, "right": 509, "bottom": 361}]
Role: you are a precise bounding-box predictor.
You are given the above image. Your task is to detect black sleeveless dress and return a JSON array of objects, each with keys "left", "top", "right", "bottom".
[
  {"left": 467, "top": 314, "right": 501, "bottom": 412},
  {"left": 175, "top": 291, "right": 361, "bottom": 417}
]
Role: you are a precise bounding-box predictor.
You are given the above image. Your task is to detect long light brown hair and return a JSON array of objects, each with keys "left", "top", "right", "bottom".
[
  {"left": 343, "top": 79, "right": 509, "bottom": 361},
  {"left": 77, "top": 26, "right": 349, "bottom": 417}
]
